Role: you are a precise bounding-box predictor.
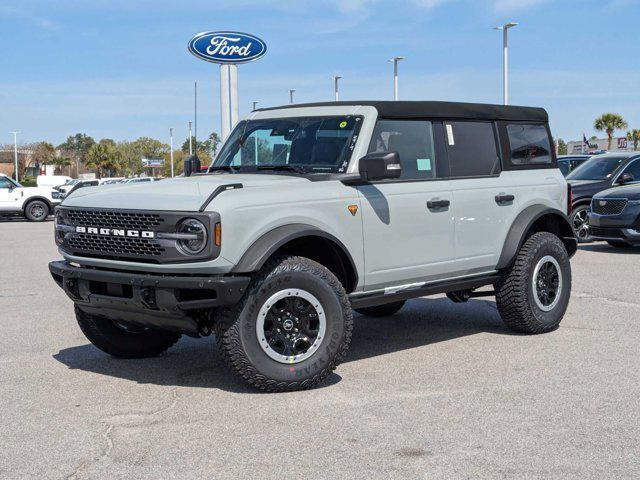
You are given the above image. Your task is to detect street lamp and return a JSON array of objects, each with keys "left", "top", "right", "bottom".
[
  {"left": 289, "top": 89, "right": 296, "bottom": 104},
  {"left": 389, "top": 56, "right": 404, "bottom": 101},
  {"left": 169, "top": 128, "right": 174, "bottom": 178},
  {"left": 9, "top": 131, "right": 19, "bottom": 182},
  {"left": 332, "top": 75, "right": 342, "bottom": 101},
  {"left": 493, "top": 22, "right": 518, "bottom": 105}
]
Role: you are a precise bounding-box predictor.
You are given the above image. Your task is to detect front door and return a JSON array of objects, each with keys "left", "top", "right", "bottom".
[
  {"left": 0, "top": 177, "right": 18, "bottom": 211},
  {"left": 357, "top": 119, "right": 455, "bottom": 291}
]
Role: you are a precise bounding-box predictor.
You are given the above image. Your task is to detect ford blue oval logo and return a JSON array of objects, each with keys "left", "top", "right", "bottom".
[{"left": 188, "top": 31, "right": 267, "bottom": 64}]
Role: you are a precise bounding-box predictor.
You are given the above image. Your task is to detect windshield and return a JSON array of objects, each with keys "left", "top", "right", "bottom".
[
  {"left": 210, "top": 115, "right": 363, "bottom": 174},
  {"left": 567, "top": 156, "right": 625, "bottom": 181}
]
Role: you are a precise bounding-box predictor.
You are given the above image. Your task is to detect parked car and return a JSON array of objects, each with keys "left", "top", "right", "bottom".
[
  {"left": 567, "top": 152, "right": 640, "bottom": 241},
  {"left": 0, "top": 173, "right": 62, "bottom": 221},
  {"left": 99, "top": 177, "right": 125, "bottom": 185},
  {"left": 37, "top": 175, "right": 72, "bottom": 189},
  {"left": 588, "top": 184, "right": 640, "bottom": 248},
  {"left": 50, "top": 100, "right": 576, "bottom": 392},
  {"left": 54, "top": 179, "right": 82, "bottom": 195},
  {"left": 557, "top": 155, "right": 591, "bottom": 176},
  {"left": 64, "top": 179, "right": 100, "bottom": 197}
]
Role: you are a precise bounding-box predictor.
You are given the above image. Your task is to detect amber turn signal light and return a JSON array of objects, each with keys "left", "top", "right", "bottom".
[{"left": 214, "top": 222, "right": 221, "bottom": 247}]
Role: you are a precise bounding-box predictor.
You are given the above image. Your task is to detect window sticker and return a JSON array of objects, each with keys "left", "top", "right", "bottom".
[
  {"left": 446, "top": 124, "right": 455, "bottom": 146},
  {"left": 416, "top": 158, "right": 432, "bottom": 171}
]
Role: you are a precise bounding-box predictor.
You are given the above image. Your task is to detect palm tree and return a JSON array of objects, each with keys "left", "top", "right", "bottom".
[
  {"left": 594, "top": 113, "right": 628, "bottom": 150},
  {"left": 626, "top": 129, "right": 640, "bottom": 151}
]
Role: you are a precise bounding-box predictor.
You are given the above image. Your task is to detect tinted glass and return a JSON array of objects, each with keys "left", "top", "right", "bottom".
[
  {"left": 368, "top": 120, "right": 437, "bottom": 180},
  {"left": 558, "top": 160, "right": 570, "bottom": 176},
  {"left": 507, "top": 124, "right": 552, "bottom": 165},
  {"left": 620, "top": 159, "right": 640, "bottom": 181},
  {"left": 213, "top": 116, "right": 362, "bottom": 174},
  {"left": 445, "top": 121, "right": 499, "bottom": 177},
  {"left": 0, "top": 178, "right": 13, "bottom": 188},
  {"left": 567, "top": 156, "right": 626, "bottom": 181}
]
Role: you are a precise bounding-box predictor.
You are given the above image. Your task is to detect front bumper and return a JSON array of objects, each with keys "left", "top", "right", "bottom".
[
  {"left": 588, "top": 207, "right": 640, "bottom": 244},
  {"left": 49, "top": 261, "right": 250, "bottom": 336}
]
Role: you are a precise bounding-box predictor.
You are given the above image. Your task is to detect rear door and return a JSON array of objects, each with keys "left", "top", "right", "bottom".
[
  {"left": 357, "top": 119, "right": 455, "bottom": 290},
  {"left": 444, "top": 121, "right": 516, "bottom": 271}
]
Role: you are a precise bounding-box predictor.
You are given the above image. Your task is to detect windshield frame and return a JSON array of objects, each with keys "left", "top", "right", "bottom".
[
  {"left": 209, "top": 115, "right": 364, "bottom": 175},
  {"left": 566, "top": 155, "right": 627, "bottom": 181}
]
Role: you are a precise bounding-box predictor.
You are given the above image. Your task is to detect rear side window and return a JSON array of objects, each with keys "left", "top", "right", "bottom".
[
  {"left": 506, "top": 124, "right": 552, "bottom": 165},
  {"left": 368, "top": 120, "right": 437, "bottom": 180},
  {"left": 444, "top": 121, "right": 500, "bottom": 177}
]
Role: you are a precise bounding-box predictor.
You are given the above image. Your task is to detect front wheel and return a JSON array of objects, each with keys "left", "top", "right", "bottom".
[
  {"left": 24, "top": 200, "right": 50, "bottom": 222},
  {"left": 215, "top": 256, "right": 353, "bottom": 392},
  {"left": 75, "top": 306, "right": 181, "bottom": 358},
  {"left": 495, "top": 232, "right": 572, "bottom": 334},
  {"left": 570, "top": 205, "right": 591, "bottom": 243}
]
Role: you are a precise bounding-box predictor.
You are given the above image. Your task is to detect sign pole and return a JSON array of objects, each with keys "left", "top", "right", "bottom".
[
  {"left": 230, "top": 65, "right": 239, "bottom": 129},
  {"left": 220, "top": 65, "right": 230, "bottom": 142}
]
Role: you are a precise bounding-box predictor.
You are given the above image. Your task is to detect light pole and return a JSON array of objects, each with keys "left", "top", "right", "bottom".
[
  {"left": 389, "top": 57, "right": 404, "bottom": 101},
  {"left": 493, "top": 22, "right": 518, "bottom": 105},
  {"left": 169, "top": 128, "right": 174, "bottom": 178},
  {"left": 332, "top": 75, "right": 342, "bottom": 101},
  {"left": 9, "top": 131, "right": 19, "bottom": 182},
  {"left": 289, "top": 89, "right": 296, "bottom": 104},
  {"left": 252, "top": 101, "right": 259, "bottom": 111}
]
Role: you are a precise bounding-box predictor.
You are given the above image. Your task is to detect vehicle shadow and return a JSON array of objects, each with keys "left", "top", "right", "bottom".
[
  {"left": 579, "top": 243, "right": 640, "bottom": 254},
  {"left": 53, "top": 297, "right": 512, "bottom": 393},
  {"left": 0, "top": 216, "right": 53, "bottom": 223}
]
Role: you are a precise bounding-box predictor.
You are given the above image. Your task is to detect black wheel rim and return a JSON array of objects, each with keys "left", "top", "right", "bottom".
[
  {"left": 532, "top": 255, "right": 562, "bottom": 311},
  {"left": 257, "top": 289, "right": 326, "bottom": 364}
]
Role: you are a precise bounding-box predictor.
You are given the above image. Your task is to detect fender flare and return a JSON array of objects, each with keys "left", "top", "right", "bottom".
[
  {"left": 496, "top": 206, "right": 577, "bottom": 270},
  {"left": 232, "top": 224, "right": 358, "bottom": 278}
]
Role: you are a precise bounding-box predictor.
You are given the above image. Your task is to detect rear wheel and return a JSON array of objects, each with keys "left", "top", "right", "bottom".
[
  {"left": 24, "top": 200, "right": 49, "bottom": 222},
  {"left": 355, "top": 301, "right": 406, "bottom": 317},
  {"left": 215, "top": 256, "right": 353, "bottom": 392},
  {"left": 495, "top": 232, "right": 571, "bottom": 334},
  {"left": 75, "top": 306, "right": 181, "bottom": 358},
  {"left": 607, "top": 240, "right": 633, "bottom": 248},
  {"left": 570, "top": 205, "right": 591, "bottom": 243}
]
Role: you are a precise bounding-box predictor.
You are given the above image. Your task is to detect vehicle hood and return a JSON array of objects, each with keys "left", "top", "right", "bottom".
[
  {"left": 60, "top": 174, "right": 311, "bottom": 211},
  {"left": 567, "top": 179, "right": 609, "bottom": 196},
  {"left": 594, "top": 184, "right": 640, "bottom": 201}
]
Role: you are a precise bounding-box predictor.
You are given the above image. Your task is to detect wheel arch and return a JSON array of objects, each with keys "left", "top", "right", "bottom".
[
  {"left": 496, "top": 205, "right": 577, "bottom": 270},
  {"left": 22, "top": 196, "right": 53, "bottom": 212},
  {"left": 232, "top": 224, "right": 359, "bottom": 293}
]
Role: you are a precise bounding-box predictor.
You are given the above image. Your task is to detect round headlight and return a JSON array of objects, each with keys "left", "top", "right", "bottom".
[{"left": 176, "top": 219, "right": 208, "bottom": 255}]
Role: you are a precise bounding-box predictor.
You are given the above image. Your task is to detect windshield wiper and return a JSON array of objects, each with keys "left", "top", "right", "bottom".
[
  {"left": 208, "top": 165, "right": 240, "bottom": 173},
  {"left": 257, "top": 165, "right": 308, "bottom": 174}
]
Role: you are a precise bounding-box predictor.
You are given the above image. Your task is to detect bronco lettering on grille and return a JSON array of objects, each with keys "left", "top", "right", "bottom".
[{"left": 75, "top": 226, "right": 155, "bottom": 238}]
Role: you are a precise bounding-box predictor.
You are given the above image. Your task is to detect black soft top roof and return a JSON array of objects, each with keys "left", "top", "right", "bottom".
[{"left": 256, "top": 100, "right": 548, "bottom": 123}]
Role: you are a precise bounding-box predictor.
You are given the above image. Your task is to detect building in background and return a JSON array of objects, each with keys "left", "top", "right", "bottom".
[{"left": 566, "top": 137, "right": 636, "bottom": 155}]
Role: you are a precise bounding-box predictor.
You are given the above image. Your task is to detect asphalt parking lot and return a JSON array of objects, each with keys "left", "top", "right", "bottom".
[{"left": 1, "top": 219, "right": 639, "bottom": 479}]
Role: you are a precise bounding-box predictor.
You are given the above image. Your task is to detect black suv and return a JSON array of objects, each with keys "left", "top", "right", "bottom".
[
  {"left": 567, "top": 152, "right": 640, "bottom": 241},
  {"left": 589, "top": 184, "right": 640, "bottom": 248}
]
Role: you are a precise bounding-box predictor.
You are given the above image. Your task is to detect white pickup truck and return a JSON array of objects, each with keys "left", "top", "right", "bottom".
[{"left": 0, "top": 173, "right": 63, "bottom": 221}]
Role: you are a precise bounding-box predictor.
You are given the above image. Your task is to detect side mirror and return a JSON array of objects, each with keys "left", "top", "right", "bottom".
[
  {"left": 358, "top": 151, "right": 402, "bottom": 182},
  {"left": 183, "top": 154, "right": 201, "bottom": 177},
  {"left": 618, "top": 172, "right": 635, "bottom": 184}
]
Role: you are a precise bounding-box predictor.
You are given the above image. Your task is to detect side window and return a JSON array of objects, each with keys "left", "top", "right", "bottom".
[
  {"left": 621, "top": 159, "right": 640, "bottom": 182},
  {"left": 368, "top": 120, "right": 437, "bottom": 180},
  {"left": 445, "top": 121, "right": 500, "bottom": 177},
  {"left": 0, "top": 178, "right": 12, "bottom": 188},
  {"left": 506, "top": 124, "right": 552, "bottom": 165}
]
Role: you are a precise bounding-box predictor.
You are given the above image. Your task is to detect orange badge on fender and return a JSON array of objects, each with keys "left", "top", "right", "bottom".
[{"left": 347, "top": 205, "right": 358, "bottom": 216}]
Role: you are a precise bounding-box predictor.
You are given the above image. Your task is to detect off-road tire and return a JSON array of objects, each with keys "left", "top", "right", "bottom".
[
  {"left": 607, "top": 240, "right": 633, "bottom": 249},
  {"left": 75, "top": 306, "right": 181, "bottom": 358},
  {"left": 355, "top": 301, "right": 406, "bottom": 317},
  {"left": 495, "top": 232, "right": 571, "bottom": 334},
  {"left": 24, "top": 200, "right": 49, "bottom": 222},
  {"left": 214, "top": 256, "right": 353, "bottom": 392}
]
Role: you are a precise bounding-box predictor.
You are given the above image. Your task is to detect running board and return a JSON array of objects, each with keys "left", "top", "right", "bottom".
[{"left": 349, "top": 273, "right": 501, "bottom": 309}]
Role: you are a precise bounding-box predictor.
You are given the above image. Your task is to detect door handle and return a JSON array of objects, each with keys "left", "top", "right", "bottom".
[
  {"left": 427, "top": 199, "right": 450, "bottom": 209},
  {"left": 495, "top": 194, "right": 515, "bottom": 205}
]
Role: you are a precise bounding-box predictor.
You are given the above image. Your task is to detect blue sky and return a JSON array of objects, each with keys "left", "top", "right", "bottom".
[{"left": 1, "top": 0, "right": 639, "bottom": 146}]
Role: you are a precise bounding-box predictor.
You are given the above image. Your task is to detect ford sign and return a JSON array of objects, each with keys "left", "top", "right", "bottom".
[{"left": 188, "top": 31, "right": 267, "bottom": 64}]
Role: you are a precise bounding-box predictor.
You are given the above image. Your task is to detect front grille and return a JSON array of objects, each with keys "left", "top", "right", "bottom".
[
  {"left": 66, "top": 209, "right": 165, "bottom": 229},
  {"left": 591, "top": 198, "right": 627, "bottom": 216},
  {"left": 68, "top": 234, "right": 165, "bottom": 257},
  {"left": 590, "top": 227, "right": 625, "bottom": 239}
]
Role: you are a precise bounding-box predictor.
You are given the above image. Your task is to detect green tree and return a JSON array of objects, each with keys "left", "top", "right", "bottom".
[
  {"left": 181, "top": 132, "right": 221, "bottom": 158},
  {"left": 86, "top": 140, "right": 123, "bottom": 177},
  {"left": 51, "top": 156, "right": 73, "bottom": 176},
  {"left": 594, "top": 113, "right": 628, "bottom": 150},
  {"left": 626, "top": 129, "right": 640, "bottom": 151},
  {"left": 557, "top": 138, "right": 567, "bottom": 155},
  {"left": 57, "top": 133, "right": 96, "bottom": 174},
  {"left": 33, "top": 141, "right": 57, "bottom": 165},
  {"left": 115, "top": 137, "right": 169, "bottom": 177}
]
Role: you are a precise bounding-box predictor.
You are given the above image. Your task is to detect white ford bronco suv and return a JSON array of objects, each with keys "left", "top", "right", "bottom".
[
  {"left": 0, "top": 173, "right": 62, "bottom": 221},
  {"left": 50, "top": 101, "right": 577, "bottom": 392}
]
